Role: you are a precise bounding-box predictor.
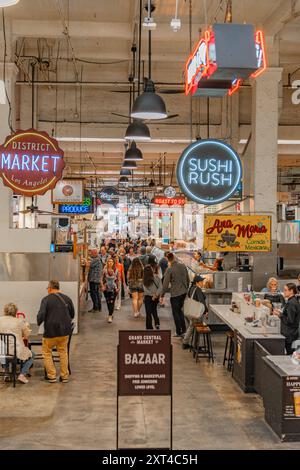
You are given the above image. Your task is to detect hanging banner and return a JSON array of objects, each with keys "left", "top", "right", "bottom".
[
  {"left": 0, "top": 129, "right": 65, "bottom": 196},
  {"left": 204, "top": 214, "right": 271, "bottom": 252}
]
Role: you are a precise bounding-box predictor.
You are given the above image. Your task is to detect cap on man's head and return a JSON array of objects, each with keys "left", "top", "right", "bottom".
[{"left": 193, "top": 275, "right": 205, "bottom": 283}]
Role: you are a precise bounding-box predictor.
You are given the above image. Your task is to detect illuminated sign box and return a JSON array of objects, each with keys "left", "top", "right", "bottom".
[
  {"left": 152, "top": 196, "right": 186, "bottom": 207},
  {"left": 185, "top": 24, "right": 266, "bottom": 97},
  {"left": 176, "top": 139, "right": 242, "bottom": 206}
]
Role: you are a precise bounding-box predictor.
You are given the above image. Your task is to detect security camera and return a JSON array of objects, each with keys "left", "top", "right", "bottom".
[
  {"left": 143, "top": 16, "right": 157, "bottom": 30},
  {"left": 170, "top": 17, "right": 181, "bottom": 32}
]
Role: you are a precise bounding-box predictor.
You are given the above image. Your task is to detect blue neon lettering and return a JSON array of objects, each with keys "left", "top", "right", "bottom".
[
  {"left": 22, "top": 154, "right": 30, "bottom": 171},
  {"left": 217, "top": 160, "right": 230, "bottom": 172},
  {"left": 1, "top": 153, "right": 11, "bottom": 169},
  {"left": 11, "top": 154, "right": 20, "bottom": 170},
  {"left": 189, "top": 158, "right": 197, "bottom": 171},
  {"left": 211, "top": 173, "right": 220, "bottom": 186},
  {"left": 189, "top": 172, "right": 198, "bottom": 184},
  {"left": 51, "top": 156, "right": 60, "bottom": 173},
  {"left": 208, "top": 158, "right": 217, "bottom": 171},
  {"left": 221, "top": 174, "right": 232, "bottom": 186},
  {"left": 41, "top": 156, "right": 49, "bottom": 172},
  {"left": 200, "top": 173, "right": 210, "bottom": 185},
  {"left": 198, "top": 159, "right": 208, "bottom": 172},
  {"left": 31, "top": 155, "right": 40, "bottom": 171}
]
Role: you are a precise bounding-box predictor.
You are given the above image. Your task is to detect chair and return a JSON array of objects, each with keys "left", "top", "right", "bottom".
[
  {"left": 193, "top": 325, "right": 214, "bottom": 363},
  {"left": 0, "top": 333, "right": 17, "bottom": 387},
  {"left": 223, "top": 330, "right": 235, "bottom": 372}
]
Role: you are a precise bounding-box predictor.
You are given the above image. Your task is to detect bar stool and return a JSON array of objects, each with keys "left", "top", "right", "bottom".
[
  {"left": 193, "top": 325, "right": 214, "bottom": 363},
  {"left": 223, "top": 330, "right": 235, "bottom": 372}
]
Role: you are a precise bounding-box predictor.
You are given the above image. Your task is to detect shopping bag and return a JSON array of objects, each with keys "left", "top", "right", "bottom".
[{"left": 184, "top": 288, "right": 205, "bottom": 321}]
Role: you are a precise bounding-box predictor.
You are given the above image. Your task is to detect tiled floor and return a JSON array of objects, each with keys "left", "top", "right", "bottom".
[{"left": 1, "top": 297, "right": 300, "bottom": 450}]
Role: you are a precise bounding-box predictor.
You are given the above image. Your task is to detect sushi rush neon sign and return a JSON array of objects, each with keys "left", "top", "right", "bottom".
[{"left": 0, "top": 129, "right": 65, "bottom": 196}]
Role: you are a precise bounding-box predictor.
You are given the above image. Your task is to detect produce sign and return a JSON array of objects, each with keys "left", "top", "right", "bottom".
[
  {"left": 118, "top": 330, "right": 172, "bottom": 396},
  {"left": 204, "top": 214, "right": 271, "bottom": 252},
  {"left": 185, "top": 24, "right": 266, "bottom": 96},
  {"left": 152, "top": 196, "right": 186, "bottom": 206},
  {"left": 176, "top": 139, "right": 242, "bottom": 205},
  {"left": 0, "top": 129, "right": 65, "bottom": 196},
  {"left": 59, "top": 192, "right": 93, "bottom": 214}
]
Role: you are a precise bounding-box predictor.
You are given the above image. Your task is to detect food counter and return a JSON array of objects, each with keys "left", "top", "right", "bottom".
[
  {"left": 262, "top": 356, "right": 300, "bottom": 441},
  {"left": 210, "top": 305, "right": 285, "bottom": 392}
]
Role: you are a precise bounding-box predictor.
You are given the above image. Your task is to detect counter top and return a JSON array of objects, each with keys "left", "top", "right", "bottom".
[
  {"left": 264, "top": 355, "right": 300, "bottom": 377},
  {"left": 210, "top": 304, "right": 284, "bottom": 340}
]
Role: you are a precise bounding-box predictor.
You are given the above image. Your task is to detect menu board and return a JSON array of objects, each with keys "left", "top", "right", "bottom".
[
  {"left": 204, "top": 214, "right": 271, "bottom": 252},
  {"left": 283, "top": 377, "right": 300, "bottom": 420}
]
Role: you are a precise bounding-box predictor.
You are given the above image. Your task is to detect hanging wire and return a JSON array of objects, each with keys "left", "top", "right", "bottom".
[
  {"left": 203, "top": 0, "right": 208, "bottom": 28},
  {"left": 2, "top": 10, "right": 14, "bottom": 133}
]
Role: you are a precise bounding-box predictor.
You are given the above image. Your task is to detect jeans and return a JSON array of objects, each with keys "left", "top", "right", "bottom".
[
  {"left": 104, "top": 290, "right": 117, "bottom": 316},
  {"left": 21, "top": 351, "right": 35, "bottom": 375},
  {"left": 42, "top": 336, "right": 69, "bottom": 380},
  {"left": 89, "top": 282, "right": 101, "bottom": 310},
  {"left": 144, "top": 296, "right": 160, "bottom": 330},
  {"left": 170, "top": 294, "right": 187, "bottom": 335}
]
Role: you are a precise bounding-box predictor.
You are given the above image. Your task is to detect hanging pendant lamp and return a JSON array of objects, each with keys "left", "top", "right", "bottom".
[
  {"left": 120, "top": 169, "right": 132, "bottom": 176},
  {"left": 119, "top": 176, "right": 129, "bottom": 184},
  {"left": 131, "top": 79, "right": 167, "bottom": 120},
  {"left": 124, "top": 141, "right": 143, "bottom": 161},
  {"left": 122, "top": 160, "right": 137, "bottom": 169},
  {"left": 125, "top": 119, "right": 151, "bottom": 141},
  {"left": 0, "top": 0, "right": 20, "bottom": 5}
]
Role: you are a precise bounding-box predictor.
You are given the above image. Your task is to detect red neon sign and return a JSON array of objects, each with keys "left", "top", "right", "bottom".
[
  {"left": 185, "top": 29, "right": 267, "bottom": 97},
  {"left": 153, "top": 196, "right": 186, "bottom": 206}
]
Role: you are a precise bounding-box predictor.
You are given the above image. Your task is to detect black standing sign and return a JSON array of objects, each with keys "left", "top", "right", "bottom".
[{"left": 117, "top": 330, "right": 173, "bottom": 449}]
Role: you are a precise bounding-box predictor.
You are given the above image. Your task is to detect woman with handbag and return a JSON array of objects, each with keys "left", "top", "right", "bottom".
[
  {"left": 101, "top": 258, "right": 120, "bottom": 323},
  {"left": 182, "top": 275, "right": 208, "bottom": 350},
  {"left": 143, "top": 264, "right": 162, "bottom": 330}
]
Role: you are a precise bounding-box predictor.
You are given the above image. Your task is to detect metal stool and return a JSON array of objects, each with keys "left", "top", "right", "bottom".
[
  {"left": 193, "top": 325, "right": 214, "bottom": 363},
  {"left": 223, "top": 330, "right": 235, "bottom": 372}
]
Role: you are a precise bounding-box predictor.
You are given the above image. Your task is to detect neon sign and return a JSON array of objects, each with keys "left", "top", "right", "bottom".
[
  {"left": 0, "top": 129, "right": 65, "bottom": 196},
  {"left": 152, "top": 196, "right": 186, "bottom": 206},
  {"left": 59, "top": 197, "right": 92, "bottom": 214},
  {"left": 185, "top": 27, "right": 267, "bottom": 97},
  {"left": 176, "top": 139, "right": 242, "bottom": 205}
]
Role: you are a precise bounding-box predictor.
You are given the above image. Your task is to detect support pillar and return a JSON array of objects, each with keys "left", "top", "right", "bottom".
[{"left": 250, "top": 67, "right": 283, "bottom": 289}]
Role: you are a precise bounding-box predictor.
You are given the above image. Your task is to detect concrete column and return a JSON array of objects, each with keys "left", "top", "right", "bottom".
[{"left": 250, "top": 67, "right": 283, "bottom": 289}]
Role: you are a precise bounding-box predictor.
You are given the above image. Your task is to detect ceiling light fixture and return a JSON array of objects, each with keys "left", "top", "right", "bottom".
[
  {"left": 119, "top": 176, "right": 129, "bottom": 184},
  {"left": 125, "top": 119, "right": 151, "bottom": 141},
  {"left": 131, "top": 79, "right": 167, "bottom": 120},
  {"left": 120, "top": 169, "right": 132, "bottom": 176},
  {"left": 143, "top": 0, "right": 156, "bottom": 30},
  {"left": 170, "top": 0, "right": 181, "bottom": 32},
  {"left": 122, "top": 160, "right": 137, "bottom": 169},
  {"left": 124, "top": 141, "right": 143, "bottom": 161}
]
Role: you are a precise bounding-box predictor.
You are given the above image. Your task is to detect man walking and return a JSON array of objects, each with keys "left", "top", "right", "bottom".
[
  {"left": 88, "top": 248, "right": 102, "bottom": 312},
  {"left": 161, "top": 252, "right": 190, "bottom": 337},
  {"left": 37, "top": 280, "right": 75, "bottom": 383}
]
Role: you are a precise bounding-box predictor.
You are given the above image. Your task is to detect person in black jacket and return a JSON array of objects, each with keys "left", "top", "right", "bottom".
[
  {"left": 37, "top": 280, "right": 75, "bottom": 383},
  {"left": 274, "top": 283, "right": 300, "bottom": 355},
  {"left": 182, "top": 275, "right": 208, "bottom": 350}
]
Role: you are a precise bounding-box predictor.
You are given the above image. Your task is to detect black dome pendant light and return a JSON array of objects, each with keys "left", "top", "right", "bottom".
[
  {"left": 125, "top": 119, "right": 151, "bottom": 141},
  {"left": 131, "top": 0, "right": 167, "bottom": 120},
  {"left": 124, "top": 141, "right": 143, "bottom": 161}
]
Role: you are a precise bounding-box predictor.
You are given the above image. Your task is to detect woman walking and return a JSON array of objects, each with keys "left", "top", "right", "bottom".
[
  {"left": 127, "top": 258, "right": 144, "bottom": 318},
  {"left": 143, "top": 265, "right": 162, "bottom": 330},
  {"left": 101, "top": 257, "right": 120, "bottom": 323}
]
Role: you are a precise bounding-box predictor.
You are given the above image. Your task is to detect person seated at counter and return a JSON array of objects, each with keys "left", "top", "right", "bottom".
[
  {"left": 273, "top": 283, "right": 300, "bottom": 355},
  {"left": 261, "top": 277, "right": 284, "bottom": 305},
  {"left": 0, "top": 303, "right": 34, "bottom": 384},
  {"left": 297, "top": 273, "right": 300, "bottom": 294},
  {"left": 182, "top": 275, "right": 208, "bottom": 350}
]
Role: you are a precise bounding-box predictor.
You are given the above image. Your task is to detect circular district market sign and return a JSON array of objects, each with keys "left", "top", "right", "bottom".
[
  {"left": 176, "top": 139, "right": 242, "bottom": 205},
  {"left": 0, "top": 129, "right": 65, "bottom": 196}
]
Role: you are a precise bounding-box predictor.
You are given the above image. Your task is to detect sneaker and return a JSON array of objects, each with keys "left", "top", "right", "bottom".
[
  {"left": 134, "top": 313, "right": 139, "bottom": 318},
  {"left": 59, "top": 377, "right": 69, "bottom": 384},
  {"left": 18, "top": 374, "right": 29, "bottom": 384},
  {"left": 115, "top": 306, "right": 121, "bottom": 310},
  {"left": 182, "top": 343, "right": 190, "bottom": 350},
  {"left": 108, "top": 316, "right": 113, "bottom": 323},
  {"left": 156, "top": 325, "right": 160, "bottom": 330}
]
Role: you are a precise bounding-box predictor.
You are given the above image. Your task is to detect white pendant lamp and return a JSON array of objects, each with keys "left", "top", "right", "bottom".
[{"left": 0, "top": 0, "right": 20, "bottom": 6}]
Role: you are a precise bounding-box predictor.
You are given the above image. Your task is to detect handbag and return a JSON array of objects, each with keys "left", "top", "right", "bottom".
[{"left": 183, "top": 287, "right": 205, "bottom": 321}]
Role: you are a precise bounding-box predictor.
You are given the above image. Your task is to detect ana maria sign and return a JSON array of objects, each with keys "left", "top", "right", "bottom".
[
  {"left": 0, "top": 129, "right": 65, "bottom": 196},
  {"left": 176, "top": 139, "right": 242, "bottom": 205}
]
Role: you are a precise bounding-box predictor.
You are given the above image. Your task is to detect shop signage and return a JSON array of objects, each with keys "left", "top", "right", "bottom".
[
  {"left": 52, "top": 179, "right": 84, "bottom": 204},
  {"left": 185, "top": 26, "right": 266, "bottom": 96},
  {"left": 97, "top": 187, "right": 119, "bottom": 207},
  {"left": 164, "top": 186, "right": 177, "bottom": 199},
  {"left": 203, "top": 214, "right": 271, "bottom": 252},
  {"left": 152, "top": 196, "right": 186, "bottom": 206},
  {"left": 118, "top": 330, "right": 172, "bottom": 396},
  {"left": 0, "top": 129, "right": 65, "bottom": 196},
  {"left": 59, "top": 191, "right": 93, "bottom": 214},
  {"left": 176, "top": 139, "right": 242, "bottom": 205},
  {"left": 284, "top": 377, "right": 300, "bottom": 421}
]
